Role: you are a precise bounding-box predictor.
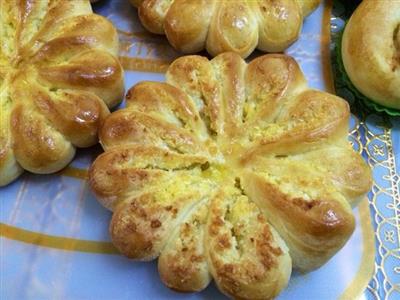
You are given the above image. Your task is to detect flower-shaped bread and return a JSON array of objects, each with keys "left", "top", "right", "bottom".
[
  {"left": 89, "top": 53, "right": 371, "bottom": 299},
  {"left": 130, "top": 0, "right": 320, "bottom": 58},
  {"left": 0, "top": 0, "right": 124, "bottom": 186}
]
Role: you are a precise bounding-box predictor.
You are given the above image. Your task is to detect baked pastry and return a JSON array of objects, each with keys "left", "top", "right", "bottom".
[
  {"left": 342, "top": 0, "right": 400, "bottom": 110},
  {"left": 89, "top": 53, "right": 371, "bottom": 299},
  {"left": 131, "top": 0, "right": 321, "bottom": 58},
  {"left": 0, "top": 0, "right": 124, "bottom": 186}
]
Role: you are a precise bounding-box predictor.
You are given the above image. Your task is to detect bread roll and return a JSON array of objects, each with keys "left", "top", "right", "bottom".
[
  {"left": 0, "top": 0, "right": 124, "bottom": 186},
  {"left": 131, "top": 0, "right": 321, "bottom": 58},
  {"left": 342, "top": 0, "right": 400, "bottom": 110},
  {"left": 89, "top": 52, "right": 371, "bottom": 299}
]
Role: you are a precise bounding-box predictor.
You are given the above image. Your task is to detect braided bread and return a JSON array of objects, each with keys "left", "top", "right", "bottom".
[
  {"left": 0, "top": 0, "right": 124, "bottom": 186},
  {"left": 131, "top": 0, "right": 320, "bottom": 57},
  {"left": 342, "top": 0, "right": 400, "bottom": 110},
  {"left": 89, "top": 53, "right": 371, "bottom": 299}
]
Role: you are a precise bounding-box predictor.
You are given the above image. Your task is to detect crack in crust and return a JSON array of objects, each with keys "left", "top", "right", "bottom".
[
  {"left": 0, "top": 0, "right": 124, "bottom": 186},
  {"left": 89, "top": 52, "right": 372, "bottom": 299},
  {"left": 130, "top": 0, "right": 321, "bottom": 57},
  {"left": 393, "top": 24, "right": 400, "bottom": 71}
]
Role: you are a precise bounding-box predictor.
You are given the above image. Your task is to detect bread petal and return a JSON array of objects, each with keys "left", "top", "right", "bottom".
[
  {"left": 242, "top": 164, "right": 355, "bottom": 272},
  {"left": 158, "top": 200, "right": 212, "bottom": 292},
  {"left": 206, "top": 186, "right": 291, "bottom": 299}
]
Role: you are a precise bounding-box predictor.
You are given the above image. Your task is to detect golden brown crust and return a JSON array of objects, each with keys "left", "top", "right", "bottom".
[
  {"left": 89, "top": 52, "right": 372, "bottom": 299},
  {"left": 164, "top": 0, "right": 216, "bottom": 53},
  {"left": 210, "top": 52, "right": 247, "bottom": 138},
  {"left": 342, "top": 0, "right": 400, "bottom": 109},
  {"left": 158, "top": 201, "right": 211, "bottom": 292},
  {"left": 255, "top": 0, "right": 302, "bottom": 53},
  {"left": 166, "top": 55, "right": 223, "bottom": 134},
  {"left": 131, "top": 0, "right": 321, "bottom": 58},
  {"left": 110, "top": 192, "right": 195, "bottom": 260},
  {"left": 0, "top": 0, "right": 124, "bottom": 186},
  {"left": 11, "top": 102, "right": 76, "bottom": 174},
  {"left": 0, "top": 83, "right": 23, "bottom": 185},
  {"left": 205, "top": 187, "right": 291, "bottom": 300},
  {"left": 244, "top": 54, "right": 307, "bottom": 125},
  {"left": 206, "top": 1, "right": 258, "bottom": 58},
  {"left": 293, "top": 146, "right": 372, "bottom": 206},
  {"left": 89, "top": 145, "right": 210, "bottom": 210},
  {"left": 239, "top": 89, "right": 350, "bottom": 165},
  {"left": 138, "top": 0, "right": 173, "bottom": 34},
  {"left": 241, "top": 168, "right": 355, "bottom": 271}
]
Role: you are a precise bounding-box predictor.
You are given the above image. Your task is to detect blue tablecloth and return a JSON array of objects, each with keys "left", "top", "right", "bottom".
[{"left": 1, "top": 1, "right": 398, "bottom": 299}]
